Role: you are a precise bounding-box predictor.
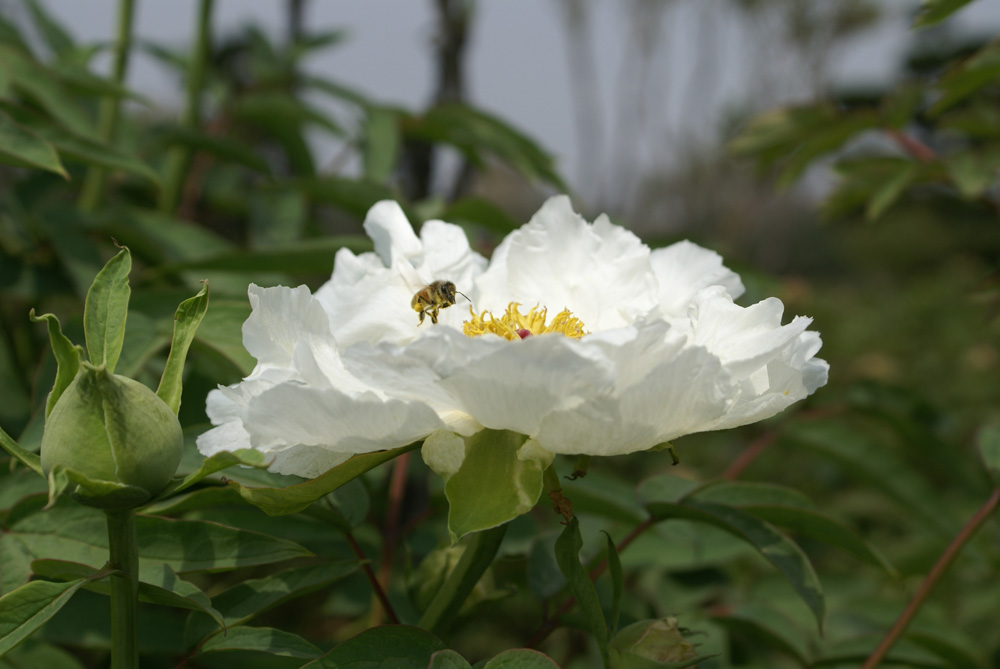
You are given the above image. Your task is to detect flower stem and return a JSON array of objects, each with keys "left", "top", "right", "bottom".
[
  {"left": 344, "top": 530, "right": 399, "bottom": 625},
  {"left": 77, "top": 0, "right": 135, "bottom": 211},
  {"left": 158, "top": 0, "right": 213, "bottom": 213},
  {"left": 418, "top": 524, "right": 507, "bottom": 634},
  {"left": 862, "top": 488, "right": 1000, "bottom": 668},
  {"left": 105, "top": 509, "right": 139, "bottom": 669}
]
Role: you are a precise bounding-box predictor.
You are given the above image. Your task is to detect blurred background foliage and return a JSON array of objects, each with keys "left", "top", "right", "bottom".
[{"left": 1, "top": 0, "right": 999, "bottom": 667}]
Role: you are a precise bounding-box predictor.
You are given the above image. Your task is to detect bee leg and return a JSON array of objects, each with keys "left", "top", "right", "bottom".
[
  {"left": 417, "top": 310, "right": 425, "bottom": 326},
  {"left": 430, "top": 309, "right": 439, "bottom": 325}
]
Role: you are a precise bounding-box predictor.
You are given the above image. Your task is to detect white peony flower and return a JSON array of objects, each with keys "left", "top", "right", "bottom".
[{"left": 197, "top": 196, "right": 827, "bottom": 478}]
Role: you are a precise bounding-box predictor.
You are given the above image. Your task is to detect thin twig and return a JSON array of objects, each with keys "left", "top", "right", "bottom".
[
  {"left": 862, "top": 488, "right": 1000, "bottom": 668},
  {"left": 372, "top": 452, "right": 410, "bottom": 624},
  {"left": 886, "top": 128, "right": 936, "bottom": 163},
  {"left": 721, "top": 431, "right": 777, "bottom": 481},
  {"left": 345, "top": 531, "right": 400, "bottom": 625}
]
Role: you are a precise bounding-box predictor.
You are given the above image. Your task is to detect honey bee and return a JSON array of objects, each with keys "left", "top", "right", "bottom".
[{"left": 411, "top": 280, "right": 470, "bottom": 325}]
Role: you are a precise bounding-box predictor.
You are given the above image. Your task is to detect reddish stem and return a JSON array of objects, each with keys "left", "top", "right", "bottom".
[
  {"left": 862, "top": 488, "right": 1000, "bottom": 668},
  {"left": 345, "top": 531, "right": 400, "bottom": 625},
  {"left": 886, "top": 128, "right": 936, "bottom": 163},
  {"left": 373, "top": 452, "right": 410, "bottom": 623},
  {"left": 722, "top": 432, "right": 777, "bottom": 481}
]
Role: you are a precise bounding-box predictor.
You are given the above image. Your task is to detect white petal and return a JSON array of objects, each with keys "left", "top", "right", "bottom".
[
  {"left": 651, "top": 240, "right": 745, "bottom": 316},
  {"left": 473, "top": 195, "right": 658, "bottom": 331},
  {"left": 363, "top": 200, "right": 422, "bottom": 266},
  {"left": 242, "top": 284, "right": 331, "bottom": 369}
]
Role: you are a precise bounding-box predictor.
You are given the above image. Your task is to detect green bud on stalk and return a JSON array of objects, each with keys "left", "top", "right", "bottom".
[{"left": 40, "top": 362, "right": 184, "bottom": 510}]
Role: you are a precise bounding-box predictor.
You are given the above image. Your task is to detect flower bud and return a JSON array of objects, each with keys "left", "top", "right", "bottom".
[
  {"left": 41, "top": 362, "right": 183, "bottom": 509},
  {"left": 610, "top": 617, "right": 697, "bottom": 666}
]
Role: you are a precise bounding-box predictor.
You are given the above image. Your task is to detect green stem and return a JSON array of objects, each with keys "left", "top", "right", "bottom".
[
  {"left": 78, "top": 0, "right": 136, "bottom": 211},
  {"left": 418, "top": 524, "right": 506, "bottom": 634},
  {"left": 105, "top": 509, "right": 139, "bottom": 669},
  {"left": 157, "top": 0, "right": 213, "bottom": 214},
  {"left": 862, "top": 488, "right": 1000, "bottom": 668}
]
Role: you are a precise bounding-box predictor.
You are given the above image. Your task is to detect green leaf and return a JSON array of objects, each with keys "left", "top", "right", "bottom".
[
  {"left": 978, "top": 425, "right": 1000, "bottom": 488},
  {"left": 0, "top": 426, "right": 43, "bottom": 478},
  {"left": 688, "top": 481, "right": 895, "bottom": 574},
  {"left": 430, "top": 430, "right": 546, "bottom": 542},
  {"left": 165, "top": 236, "right": 372, "bottom": 274},
  {"left": 710, "top": 604, "right": 811, "bottom": 666},
  {"left": 292, "top": 176, "right": 396, "bottom": 219},
  {"left": 209, "top": 562, "right": 356, "bottom": 627},
  {"left": 481, "top": 649, "right": 561, "bottom": 668},
  {"left": 609, "top": 618, "right": 708, "bottom": 668},
  {"left": 944, "top": 147, "right": 1000, "bottom": 199},
  {"left": 931, "top": 42, "right": 1000, "bottom": 116},
  {"left": 190, "top": 299, "right": 255, "bottom": 375},
  {"left": 197, "top": 626, "right": 321, "bottom": 659},
  {"left": 604, "top": 532, "right": 623, "bottom": 636},
  {"left": 30, "top": 559, "right": 225, "bottom": 631},
  {"left": 5, "top": 503, "right": 312, "bottom": 574},
  {"left": 165, "top": 449, "right": 269, "bottom": 497},
  {"left": 418, "top": 525, "right": 507, "bottom": 634},
  {"left": 227, "top": 443, "right": 418, "bottom": 516},
  {"left": 45, "top": 464, "right": 149, "bottom": 510},
  {"left": 0, "top": 578, "right": 89, "bottom": 656},
  {"left": 913, "top": 0, "right": 975, "bottom": 28},
  {"left": 149, "top": 126, "right": 272, "bottom": 174},
  {"left": 429, "top": 649, "right": 473, "bottom": 669},
  {"left": 1, "top": 639, "right": 86, "bottom": 669},
  {"left": 440, "top": 198, "right": 520, "bottom": 235},
  {"left": 2, "top": 47, "right": 95, "bottom": 139},
  {"left": 83, "top": 247, "right": 131, "bottom": 372},
  {"left": 865, "top": 161, "right": 921, "bottom": 221},
  {"left": 554, "top": 518, "right": 609, "bottom": 665},
  {"left": 300, "top": 626, "right": 446, "bottom": 668},
  {"left": 0, "top": 111, "right": 67, "bottom": 177},
  {"left": 363, "top": 107, "right": 399, "bottom": 182},
  {"left": 28, "top": 311, "right": 82, "bottom": 418},
  {"left": 647, "top": 500, "right": 825, "bottom": 633},
  {"left": 24, "top": 0, "right": 75, "bottom": 56},
  {"left": 155, "top": 282, "right": 209, "bottom": 414}
]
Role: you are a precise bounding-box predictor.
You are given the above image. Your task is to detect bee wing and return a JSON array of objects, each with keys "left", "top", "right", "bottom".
[{"left": 393, "top": 256, "right": 433, "bottom": 292}]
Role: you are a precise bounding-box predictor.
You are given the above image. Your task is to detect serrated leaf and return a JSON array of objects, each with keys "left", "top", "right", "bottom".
[
  {"left": 647, "top": 500, "right": 825, "bottom": 633},
  {"left": 156, "top": 282, "right": 209, "bottom": 414},
  {"left": 197, "top": 626, "right": 321, "bottom": 659},
  {"left": 83, "top": 247, "right": 130, "bottom": 371},
  {"left": 28, "top": 311, "right": 81, "bottom": 418},
  {"left": 300, "top": 626, "right": 446, "bottom": 668},
  {"left": 0, "top": 111, "right": 67, "bottom": 177},
  {"left": 913, "top": 0, "right": 975, "bottom": 28},
  {"left": 0, "top": 578, "right": 89, "bottom": 656},
  {"left": 227, "top": 443, "right": 418, "bottom": 516},
  {"left": 554, "top": 518, "right": 609, "bottom": 664}
]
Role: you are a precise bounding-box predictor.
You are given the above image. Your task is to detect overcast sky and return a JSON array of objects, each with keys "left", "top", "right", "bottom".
[{"left": 24, "top": 1, "right": 1000, "bottom": 196}]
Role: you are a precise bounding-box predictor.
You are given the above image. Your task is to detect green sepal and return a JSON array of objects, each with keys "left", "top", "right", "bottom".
[
  {"left": 227, "top": 443, "right": 418, "bottom": 516},
  {"left": 29, "top": 310, "right": 82, "bottom": 418},
  {"left": 0, "top": 425, "right": 43, "bottom": 477},
  {"left": 978, "top": 425, "right": 1000, "bottom": 488},
  {"left": 423, "top": 429, "right": 549, "bottom": 543},
  {"left": 83, "top": 247, "right": 131, "bottom": 372},
  {"left": 156, "top": 281, "right": 209, "bottom": 414},
  {"left": 45, "top": 464, "right": 150, "bottom": 511}
]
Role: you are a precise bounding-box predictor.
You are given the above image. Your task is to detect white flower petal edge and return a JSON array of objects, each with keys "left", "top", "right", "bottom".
[
  {"left": 197, "top": 283, "right": 451, "bottom": 477},
  {"left": 316, "top": 201, "right": 487, "bottom": 347}
]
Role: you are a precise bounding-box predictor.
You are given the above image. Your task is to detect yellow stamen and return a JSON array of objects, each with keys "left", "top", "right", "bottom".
[{"left": 463, "top": 303, "right": 588, "bottom": 340}]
